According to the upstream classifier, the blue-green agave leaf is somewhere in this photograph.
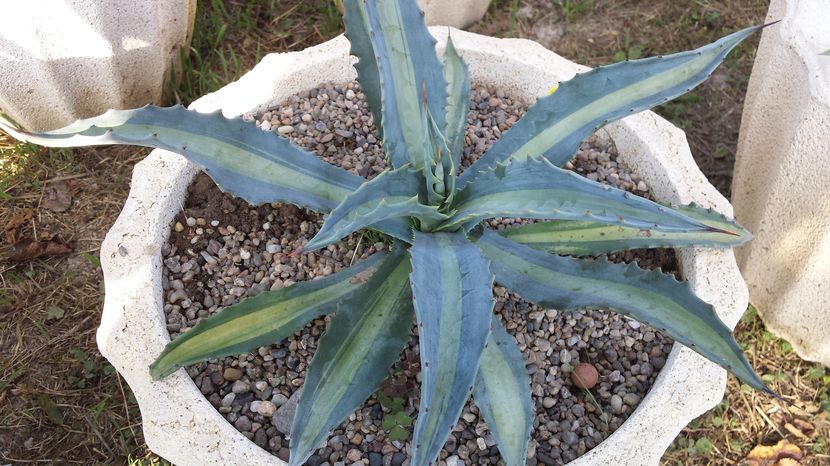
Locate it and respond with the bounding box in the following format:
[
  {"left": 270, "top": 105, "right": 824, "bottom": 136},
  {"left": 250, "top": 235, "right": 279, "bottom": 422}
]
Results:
[
  {"left": 343, "top": 0, "right": 383, "bottom": 135},
  {"left": 471, "top": 228, "right": 771, "bottom": 394},
  {"left": 441, "top": 157, "right": 714, "bottom": 233},
  {"left": 473, "top": 319, "right": 532, "bottom": 466},
  {"left": 409, "top": 231, "right": 494, "bottom": 466},
  {"left": 0, "top": 106, "right": 353, "bottom": 212},
  {"left": 149, "top": 252, "right": 387, "bottom": 379},
  {"left": 0, "top": 106, "right": 411, "bottom": 241},
  {"left": 443, "top": 35, "right": 471, "bottom": 187},
  {"left": 303, "top": 166, "right": 448, "bottom": 252},
  {"left": 352, "top": 0, "right": 448, "bottom": 170},
  {"left": 501, "top": 203, "right": 752, "bottom": 255},
  {"left": 459, "top": 25, "right": 763, "bottom": 184},
  {"left": 289, "top": 246, "right": 413, "bottom": 466}
]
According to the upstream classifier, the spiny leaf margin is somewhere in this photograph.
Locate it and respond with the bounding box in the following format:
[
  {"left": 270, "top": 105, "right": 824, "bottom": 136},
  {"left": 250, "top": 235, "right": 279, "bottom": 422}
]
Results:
[
  {"left": 471, "top": 228, "right": 771, "bottom": 394},
  {"left": 149, "top": 251, "right": 387, "bottom": 379},
  {"left": 409, "top": 230, "right": 495, "bottom": 466},
  {"left": 289, "top": 246, "right": 413, "bottom": 466}
]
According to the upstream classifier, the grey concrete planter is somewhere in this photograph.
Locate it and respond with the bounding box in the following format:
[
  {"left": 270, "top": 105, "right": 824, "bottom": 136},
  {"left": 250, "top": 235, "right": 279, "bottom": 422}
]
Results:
[{"left": 98, "top": 28, "right": 748, "bottom": 465}]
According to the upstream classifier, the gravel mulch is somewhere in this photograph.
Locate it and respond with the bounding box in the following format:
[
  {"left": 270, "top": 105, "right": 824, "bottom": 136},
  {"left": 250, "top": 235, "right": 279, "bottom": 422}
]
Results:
[{"left": 162, "top": 81, "right": 675, "bottom": 465}]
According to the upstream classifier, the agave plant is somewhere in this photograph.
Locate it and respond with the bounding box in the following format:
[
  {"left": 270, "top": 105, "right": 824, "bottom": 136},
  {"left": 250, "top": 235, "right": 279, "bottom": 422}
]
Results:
[{"left": 0, "top": 1, "right": 771, "bottom": 465}]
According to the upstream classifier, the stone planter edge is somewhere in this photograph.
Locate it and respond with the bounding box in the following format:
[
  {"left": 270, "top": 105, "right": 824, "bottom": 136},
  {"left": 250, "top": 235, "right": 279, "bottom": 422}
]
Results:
[
  {"left": 732, "top": 0, "right": 830, "bottom": 367},
  {"left": 97, "top": 27, "right": 748, "bottom": 466}
]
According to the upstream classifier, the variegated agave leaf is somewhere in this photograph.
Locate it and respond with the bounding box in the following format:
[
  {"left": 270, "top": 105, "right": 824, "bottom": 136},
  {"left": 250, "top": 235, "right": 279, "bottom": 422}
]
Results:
[
  {"left": 409, "top": 231, "right": 494, "bottom": 465},
  {"left": 471, "top": 228, "right": 771, "bottom": 394},
  {"left": 149, "top": 252, "right": 388, "bottom": 379},
  {"left": 500, "top": 203, "right": 752, "bottom": 255},
  {"left": 459, "top": 25, "right": 765, "bottom": 185},
  {"left": 440, "top": 157, "right": 719, "bottom": 234},
  {"left": 0, "top": 106, "right": 412, "bottom": 241},
  {"left": 344, "top": 0, "right": 448, "bottom": 174},
  {"left": 289, "top": 246, "right": 413, "bottom": 465}
]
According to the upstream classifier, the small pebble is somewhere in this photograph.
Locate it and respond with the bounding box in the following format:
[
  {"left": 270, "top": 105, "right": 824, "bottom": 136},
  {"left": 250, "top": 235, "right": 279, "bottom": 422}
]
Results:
[
  {"left": 224, "top": 368, "right": 243, "bottom": 381},
  {"left": 251, "top": 400, "right": 277, "bottom": 417},
  {"left": 231, "top": 381, "right": 250, "bottom": 394},
  {"left": 571, "top": 363, "right": 599, "bottom": 389},
  {"left": 610, "top": 395, "right": 623, "bottom": 413}
]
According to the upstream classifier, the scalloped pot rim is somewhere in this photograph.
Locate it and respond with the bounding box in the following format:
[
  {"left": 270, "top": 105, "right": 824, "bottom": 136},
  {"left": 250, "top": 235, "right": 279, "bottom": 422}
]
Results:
[{"left": 97, "top": 27, "right": 748, "bottom": 466}]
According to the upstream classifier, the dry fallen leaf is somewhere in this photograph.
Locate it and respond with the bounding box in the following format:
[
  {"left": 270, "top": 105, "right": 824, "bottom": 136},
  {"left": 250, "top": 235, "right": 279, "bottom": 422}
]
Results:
[
  {"left": 42, "top": 181, "right": 72, "bottom": 212},
  {"left": 744, "top": 439, "right": 803, "bottom": 466},
  {"left": 37, "top": 394, "right": 64, "bottom": 425},
  {"left": 783, "top": 422, "right": 809, "bottom": 441},
  {"left": 4, "top": 208, "right": 33, "bottom": 243},
  {"left": 791, "top": 418, "right": 814, "bottom": 434},
  {"left": 7, "top": 238, "right": 73, "bottom": 262}
]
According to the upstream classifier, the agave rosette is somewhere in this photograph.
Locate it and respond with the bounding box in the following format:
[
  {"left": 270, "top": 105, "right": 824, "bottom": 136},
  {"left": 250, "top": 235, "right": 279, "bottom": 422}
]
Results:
[{"left": 0, "top": 1, "right": 771, "bottom": 465}]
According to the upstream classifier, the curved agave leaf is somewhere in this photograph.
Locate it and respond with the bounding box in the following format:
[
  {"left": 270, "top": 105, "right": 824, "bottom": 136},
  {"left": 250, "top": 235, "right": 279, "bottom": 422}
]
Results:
[
  {"left": 0, "top": 106, "right": 354, "bottom": 212},
  {"left": 343, "top": 0, "right": 383, "bottom": 134},
  {"left": 441, "top": 157, "right": 713, "bottom": 233},
  {"left": 471, "top": 228, "right": 771, "bottom": 394},
  {"left": 289, "top": 246, "right": 413, "bottom": 466},
  {"left": 352, "top": 0, "right": 448, "bottom": 170},
  {"left": 0, "top": 107, "right": 411, "bottom": 242},
  {"left": 473, "top": 320, "right": 532, "bottom": 466},
  {"left": 149, "top": 252, "right": 387, "bottom": 379},
  {"left": 409, "top": 231, "right": 494, "bottom": 466},
  {"left": 459, "top": 25, "right": 763, "bottom": 185},
  {"left": 501, "top": 203, "right": 752, "bottom": 255},
  {"left": 443, "top": 35, "right": 471, "bottom": 182},
  {"left": 303, "top": 166, "right": 448, "bottom": 252}
]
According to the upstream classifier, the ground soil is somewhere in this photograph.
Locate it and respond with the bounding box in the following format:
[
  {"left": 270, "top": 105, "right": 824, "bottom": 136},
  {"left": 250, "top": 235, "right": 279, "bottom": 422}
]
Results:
[{"left": 1, "top": 1, "right": 827, "bottom": 465}]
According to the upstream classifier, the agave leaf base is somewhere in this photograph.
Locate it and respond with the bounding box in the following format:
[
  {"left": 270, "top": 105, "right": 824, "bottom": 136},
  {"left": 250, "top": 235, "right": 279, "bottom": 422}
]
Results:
[{"left": 97, "top": 28, "right": 749, "bottom": 466}]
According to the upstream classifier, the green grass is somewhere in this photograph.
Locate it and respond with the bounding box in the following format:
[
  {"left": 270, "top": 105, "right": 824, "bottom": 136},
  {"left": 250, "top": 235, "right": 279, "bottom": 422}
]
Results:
[
  {"left": 613, "top": 32, "right": 646, "bottom": 61},
  {"left": 656, "top": 92, "right": 704, "bottom": 131},
  {"left": 172, "top": 0, "right": 280, "bottom": 104},
  {"left": 507, "top": 0, "right": 521, "bottom": 37},
  {"left": 551, "top": 0, "right": 593, "bottom": 23},
  {"left": 170, "top": 0, "right": 345, "bottom": 105}
]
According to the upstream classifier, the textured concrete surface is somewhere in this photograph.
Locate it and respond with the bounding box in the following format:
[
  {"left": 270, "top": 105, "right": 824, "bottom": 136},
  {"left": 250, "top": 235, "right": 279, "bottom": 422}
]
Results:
[
  {"left": 0, "top": 0, "right": 195, "bottom": 131},
  {"left": 419, "top": 0, "right": 491, "bottom": 28},
  {"left": 732, "top": 0, "right": 830, "bottom": 367},
  {"left": 99, "top": 27, "right": 748, "bottom": 465}
]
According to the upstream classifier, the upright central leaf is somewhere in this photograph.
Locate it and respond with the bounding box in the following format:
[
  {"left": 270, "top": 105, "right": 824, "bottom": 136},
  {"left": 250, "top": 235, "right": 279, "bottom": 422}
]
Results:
[
  {"left": 443, "top": 36, "right": 471, "bottom": 178},
  {"left": 303, "top": 166, "right": 448, "bottom": 252},
  {"left": 350, "top": 0, "right": 448, "bottom": 172},
  {"left": 408, "top": 231, "right": 494, "bottom": 465}
]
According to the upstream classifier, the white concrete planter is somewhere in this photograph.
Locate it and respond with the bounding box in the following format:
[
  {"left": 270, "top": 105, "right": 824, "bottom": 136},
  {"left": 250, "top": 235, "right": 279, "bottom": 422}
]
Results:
[
  {"left": 98, "top": 28, "right": 748, "bottom": 465},
  {"left": 334, "top": 0, "right": 490, "bottom": 28},
  {"left": 732, "top": 0, "right": 830, "bottom": 367},
  {"left": 0, "top": 0, "right": 196, "bottom": 131},
  {"left": 419, "top": 0, "right": 491, "bottom": 29}
]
